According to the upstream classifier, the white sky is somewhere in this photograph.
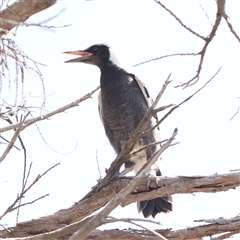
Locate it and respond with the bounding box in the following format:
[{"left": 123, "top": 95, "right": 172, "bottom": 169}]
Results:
[{"left": 1, "top": 0, "right": 240, "bottom": 238}]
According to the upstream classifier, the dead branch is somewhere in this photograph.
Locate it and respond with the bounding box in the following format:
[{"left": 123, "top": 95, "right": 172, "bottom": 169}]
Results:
[
  {"left": 0, "top": 163, "right": 59, "bottom": 221},
  {"left": 0, "top": 171, "right": 239, "bottom": 238},
  {"left": 141, "top": 68, "right": 220, "bottom": 140},
  {"left": 0, "top": 86, "right": 100, "bottom": 134},
  {"left": 0, "top": 0, "right": 57, "bottom": 36},
  {"left": 104, "top": 216, "right": 164, "bottom": 238},
  {"left": 84, "top": 215, "right": 240, "bottom": 240},
  {"left": 133, "top": 53, "right": 198, "bottom": 67},
  {"left": 0, "top": 113, "right": 29, "bottom": 163},
  {"left": 222, "top": 14, "right": 240, "bottom": 42},
  {"left": 0, "top": 0, "right": 58, "bottom": 105},
  {"left": 135, "top": 1, "right": 231, "bottom": 88},
  {"left": 16, "top": 131, "right": 28, "bottom": 222},
  {"left": 3, "top": 216, "right": 239, "bottom": 240},
  {"left": 154, "top": 0, "right": 206, "bottom": 40},
  {"left": 230, "top": 105, "right": 240, "bottom": 121},
  {"left": 0, "top": 37, "right": 46, "bottom": 106},
  {"left": 177, "top": 0, "right": 224, "bottom": 88}
]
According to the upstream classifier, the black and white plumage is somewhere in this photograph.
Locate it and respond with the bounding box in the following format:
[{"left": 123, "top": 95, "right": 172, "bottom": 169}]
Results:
[{"left": 64, "top": 44, "right": 172, "bottom": 218}]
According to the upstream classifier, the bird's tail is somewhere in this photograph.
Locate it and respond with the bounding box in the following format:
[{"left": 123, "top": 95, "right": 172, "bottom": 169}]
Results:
[{"left": 138, "top": 195, "right": 173, "bottom": 218}]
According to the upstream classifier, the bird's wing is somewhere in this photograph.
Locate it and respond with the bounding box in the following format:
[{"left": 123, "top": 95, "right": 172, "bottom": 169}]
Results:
[
  {"left": 132, "top": 74, "right": 153, "bottom": 109},
  {"left": 98, "top": 90, "right": 103, "bottom": 125},
  {"left": 132, "top": 74, "right": 159, "bottom": 128}
]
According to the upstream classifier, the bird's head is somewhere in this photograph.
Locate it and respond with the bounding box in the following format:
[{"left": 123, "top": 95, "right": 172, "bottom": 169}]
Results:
[{"left": 64, "top": 44, "right": 121, "bottom": 67}]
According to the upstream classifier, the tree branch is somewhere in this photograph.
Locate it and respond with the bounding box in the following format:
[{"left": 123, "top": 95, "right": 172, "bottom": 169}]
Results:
[
  {"left": 85, "top": 215, "right": 240, "bottom": 240},
  {"left": 0, "top": 163, "right": 59, "bottom": 221},
  {"left": 0, "top": 0, "right": 57, "bottom": 36},
  {"left": 154, "top": 0, "right": 206, "bottom": 40},
  {"left": 135, "top": 1, "right": 228, "bottom": 88},
  {"left": 0, "top": 113, "right": 29, "bottom": 163},
  {"left": 0, "top": 86, "right": 100, "bottom": 134},
  {"left": 0, "top": 171, "right": 239, "bottom": 238}
]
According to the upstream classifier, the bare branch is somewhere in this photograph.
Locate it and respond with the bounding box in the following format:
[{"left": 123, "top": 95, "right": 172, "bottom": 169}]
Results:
[
  {"left": 0, "top": 86, "right": 100, "bottom": 133},
  {"left": 16, "top": 132, "right": 28, "bottom": 222},
  {"left": 135, "top": 1, "right": 229, "bottom": 88},
  {"left": 230, "top": 105, "right": 240, "bottom": 121},
  {"left": 175, "top": 0, "right": 224, "bottom": 88},
  {"left": 0, "top": 113, "right": 29, "bottom": 163},
  {"left": 142, "top": 68, "right": 221, "bottom": 139},
  {"left": 0, "top": 37, "right": 46, "bottom": 104},
  {"left": 154, "top": 0, "right": 206, "bottom": 40},
  {"left": 222, "top": 14, "right": 240, "bottom": 42},
  {"left": 0, "top": 163, "right": 59, "bottom": 221},
  {"left": 104, "top": 216, "right": 167, "bottom": 240},
  {"left": 10, "top": 194, "right": 49, "bottom": 213},
  {"left": 0, "top": 172, "right": 239, "bottom": 239},
  {"left": 133, "top": 53, "right": 198, "bottom": 67}
]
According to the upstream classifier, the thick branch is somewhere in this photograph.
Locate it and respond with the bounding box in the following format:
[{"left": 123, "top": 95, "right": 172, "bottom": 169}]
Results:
[
  {"left": 0, "top": 0, "right": 56, "bottom": 36},
  {"left": 0, "top": 171, "right": 239, "bottom": 238},
  {"left": 85, "top": 215, "right": 240, "bottom": 240}
]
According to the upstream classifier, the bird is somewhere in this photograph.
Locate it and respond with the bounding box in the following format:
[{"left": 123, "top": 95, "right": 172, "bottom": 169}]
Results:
[{"left": 64, "top": 44, "right": 172, "bottom": 218}]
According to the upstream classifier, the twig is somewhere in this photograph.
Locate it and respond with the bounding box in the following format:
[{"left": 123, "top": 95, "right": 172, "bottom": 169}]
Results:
[
  {"left": 154, "top": 0, "right": 206, "bottom": 40},
  {"left": 149, "top": 68, "right": 221, "bottom": 133},
  {"left": 32, "top": 116, "right": 78, "bottom": 155},
  {"left": 10, "top": 194, "right": 49, "bottom": 213},
  {"left": 136, "top": 1, "right": 227, "bottom": 88},
  {"left": 124, "top": 139, "right": 167, "bottom": 161},
  {"left": 0, "top": 86, "right": 100, "bottom": 133},
  {"left": 133, "top": 53, "right": 198, "bottom": 67},
  {"left": 16, "top": 130, "right": 28, "bottom": 222},
  {"left": 0, "top": 135, "right": 20, "bottom": 151},
  {"left": 199, "top": 4, "right": 213, "bottom": 26},
  {"left": 0, "top": 37, "right": 46, "bottom": 107},
  {"left": 0, "top": 163, "right": 59, "bottom": 220},
  {"left": 222, "top": 14, "right": 240, "bottom": 42},
  {"left": 95, "top": 150, "right": 102, "bottom": 180},
  {"left": 104, "top": 216, "right": 167, "bottom": 240},
  {"left": 0, "top": 113, "right": 29, "bottom": 163},
  {"left": 230, "top": 105, "right": 240, "bottom": 121}
]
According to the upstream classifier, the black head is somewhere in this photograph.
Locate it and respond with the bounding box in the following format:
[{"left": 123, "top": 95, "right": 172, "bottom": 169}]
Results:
[{"left": 64, "top": 44, "right": 112, "bottom": 67}]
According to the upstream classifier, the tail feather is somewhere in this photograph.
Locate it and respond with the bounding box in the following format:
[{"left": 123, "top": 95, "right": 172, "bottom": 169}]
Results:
[{"left": 138, "top": 195, "right": 173, "bottom": 218}]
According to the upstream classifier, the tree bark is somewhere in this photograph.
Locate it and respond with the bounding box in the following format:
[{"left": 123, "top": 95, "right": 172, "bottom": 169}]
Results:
[
  {"left": 0, "top": 172, "right": 239, "bottom": 238},
  {"left": 0, "top": 0, "right": 56, "bottom": 36}
]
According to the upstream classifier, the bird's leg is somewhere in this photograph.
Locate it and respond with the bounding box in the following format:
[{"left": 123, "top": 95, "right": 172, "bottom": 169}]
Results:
[{"left": 145, "top": 166, "right": 161, "bottom": 190}]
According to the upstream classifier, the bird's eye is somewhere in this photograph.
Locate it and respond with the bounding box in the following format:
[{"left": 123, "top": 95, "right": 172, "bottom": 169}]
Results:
[{"left": 91, "top": 46, "right": 99, "bottom": 52}]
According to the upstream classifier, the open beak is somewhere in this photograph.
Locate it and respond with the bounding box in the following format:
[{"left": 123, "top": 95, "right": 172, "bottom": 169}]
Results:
[{"left": 63, "top": 51, "right": 93, "bottom": 63}]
